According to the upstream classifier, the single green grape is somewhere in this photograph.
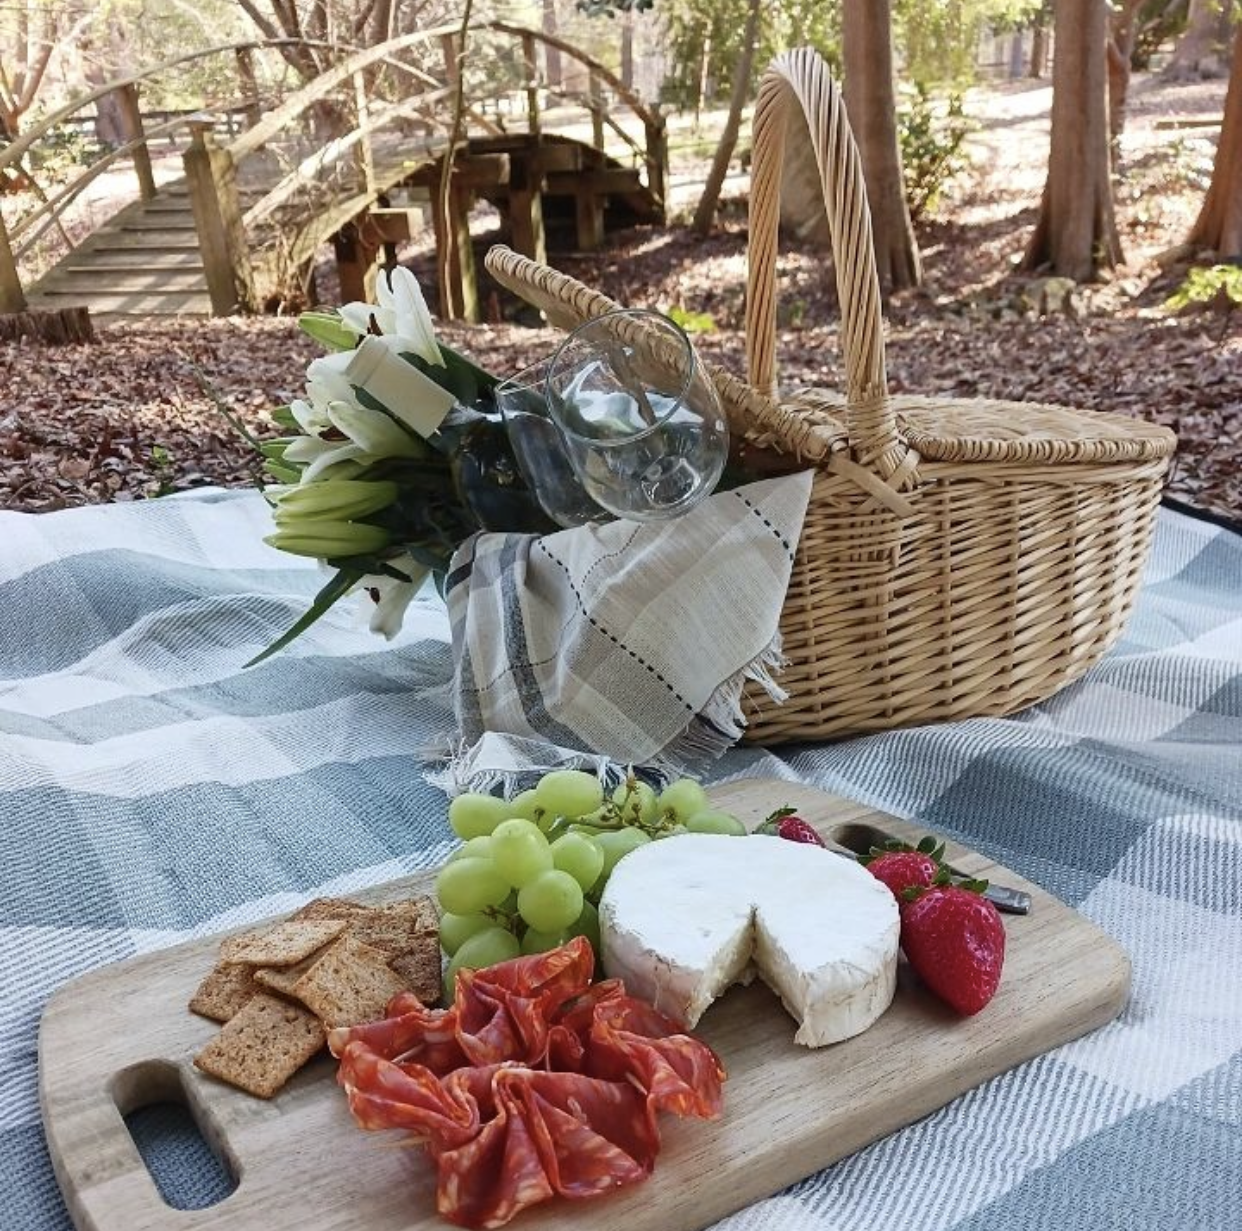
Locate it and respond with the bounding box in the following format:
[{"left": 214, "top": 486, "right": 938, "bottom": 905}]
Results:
[
  {"left": 657, "top": 778, "right": 710, "bottom": 824},
  {"left": 439, "top": 911, "right": 496, "bottom": 957},
  {"left": 490, "top": 818, "right": 554, "bottom": 887},
  {"left": 517, "top": 869, "right": 585, "bottom": 933},
  {"left": 448, "top": 793, "right": 512, "bottom": 840},
  {"left": 448, "top": 835, "right": 493, "bottom": 862},
  {"left": 520, "top": 924, "right": 567, "bottom": 955},
  {"left": 534, "top": 769, "right": 604, "bottom": 821},
  {"left": 435, "top": 857, "right": 510, "bottom": 915},
  {"left": 550, "top": 832, "right": 605, "bottom": 892},
  {"left": 444, "top": 927, "right": 521, "bottom": 1001},
  {"left": 593, "top": 825, "right": 651, "bottom": 878},
  {"left": 612, "top": 778, "right": 658, "bottom": 826},
  {"left": 567, "top": 899, "right": 601, "bottom": 955},
  {"left": 685, "top": 809, "right": 747, "bottom": 836},
  {"left": 508, "top": 788, "right": 547, "bottom": 829}
]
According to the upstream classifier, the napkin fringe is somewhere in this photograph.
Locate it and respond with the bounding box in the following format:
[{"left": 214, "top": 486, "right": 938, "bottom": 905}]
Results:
[
  {"left": 428, "top": 634, "right": 789, "bottom": 795},
  {"left": 660, "top": 633, "right": 788, "bottom": 764},
  {"left": 427, "top": 735, "right": 629, "bottom": 798}
]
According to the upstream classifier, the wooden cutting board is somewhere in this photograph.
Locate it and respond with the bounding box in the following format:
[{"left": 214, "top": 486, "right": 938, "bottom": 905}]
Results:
[{"left": 40, "top": 780, "right": 1129, "bottom": 1231}]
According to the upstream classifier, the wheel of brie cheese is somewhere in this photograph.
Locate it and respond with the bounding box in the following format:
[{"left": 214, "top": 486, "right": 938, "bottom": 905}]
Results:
[{"left": 598, "top": 833, "right": 900, "bottom": 1047}]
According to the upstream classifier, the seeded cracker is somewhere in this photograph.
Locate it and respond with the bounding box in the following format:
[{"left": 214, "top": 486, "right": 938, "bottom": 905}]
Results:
[
  {"left": 193, "top": 993, "right": 325, "bottom": 1099},
  {"left": 292, "top": 934, "right": 410, "bottom": 1029},
  {"left": 188, "top": 962, "right": 261, "bottom": 1023},
  {"left": 389, "top": 947, "right": 441, "bottom": 1004},
  {"left": 291, "top": 896, "right": 376, "bottom": 923},
  {"left": 348, "top": 897, "right": 439, "bottom": 953},
  {"left": 254, "top": 950, "right": 321, "bottom": 997},
  {"left": 218, "top": 919, "right": 347, "bottom": 967}
]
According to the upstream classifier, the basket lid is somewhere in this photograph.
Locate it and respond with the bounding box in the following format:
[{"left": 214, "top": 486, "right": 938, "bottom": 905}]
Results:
[{"left": 891, "top": 396, "right": 1177, "bottom": 465}]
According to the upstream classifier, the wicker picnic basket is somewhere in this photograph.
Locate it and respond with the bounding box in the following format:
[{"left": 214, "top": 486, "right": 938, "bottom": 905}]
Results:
[{"left": 484, "top": 48, "right": 1177, "bottom": 746}]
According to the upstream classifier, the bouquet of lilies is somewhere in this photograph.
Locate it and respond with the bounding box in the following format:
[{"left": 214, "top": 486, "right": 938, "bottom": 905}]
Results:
[{"left": 250, "top": 267, "right": 555, "bottom": 664}]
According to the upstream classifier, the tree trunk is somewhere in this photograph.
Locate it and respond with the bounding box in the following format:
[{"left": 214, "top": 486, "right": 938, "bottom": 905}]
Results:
[
  {"left": 1108, "top": 0, "right": 1144, "bottom": 140},
  {"left": 542, "top": 0, "right": 563, "bottom": 89},
  {"left": 1188, "top": 28, "right": 1242, "bottom": 255},
  {"left": 842, "top": 0, "right": 922, "bottom": 292},
  {"left": 1167, "top": 0, "right": 1231, "bottom": 79},
  {"left": 1030, "top": 19, "right": 1049, "bottom": 77},
  {"left": 621, "top": 10, "right": 634, "bottom": 92},
  {"left": 1022, "top": 0, "right": 1122, "bottom": 280},
  {"left": 691, "top": 0, "right": 760, "bottom": 236}
]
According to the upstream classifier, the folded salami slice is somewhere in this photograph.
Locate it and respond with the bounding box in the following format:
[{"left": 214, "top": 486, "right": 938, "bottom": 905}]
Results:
[{"left": 329, "top": 938, "right": 725, "bottom": 1229}]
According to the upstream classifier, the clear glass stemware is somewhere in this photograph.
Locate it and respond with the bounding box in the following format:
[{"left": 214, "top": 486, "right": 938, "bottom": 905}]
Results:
[
  {"left": 494, "top": 358, "right": 605, "bottom": 530},
  {"left": 543, "top": 309, "right": 729, "bottom": 522}
]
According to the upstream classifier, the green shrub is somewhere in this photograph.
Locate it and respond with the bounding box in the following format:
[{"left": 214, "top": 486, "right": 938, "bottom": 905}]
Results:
[
  {"left": 898, "top": 84, "right": 973, "bottom": 221},
  {"left": 1164, "top": 264, "right": 1242, "bottom": 313}
]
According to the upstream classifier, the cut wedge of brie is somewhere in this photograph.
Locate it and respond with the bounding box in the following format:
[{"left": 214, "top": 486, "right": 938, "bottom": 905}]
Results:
[{"left": 599, "top": 833, "right": 900, "bottom": 1047}]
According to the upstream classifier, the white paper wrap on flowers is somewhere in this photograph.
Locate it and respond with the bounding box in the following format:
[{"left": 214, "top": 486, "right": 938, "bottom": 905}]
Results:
[{"left": 444, "top": 471, "right": 814, "bottom": 778}]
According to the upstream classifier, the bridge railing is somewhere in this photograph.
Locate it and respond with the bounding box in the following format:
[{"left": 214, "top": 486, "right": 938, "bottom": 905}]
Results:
[
  {"left": 0, "top": 25, "right": 668, "bottom": 320},
  {"left": 0, "top": 39, "right": 334, "bottom": 314},
  {"left": 188, "top": 21, "right": 667, "bottom": 318}
]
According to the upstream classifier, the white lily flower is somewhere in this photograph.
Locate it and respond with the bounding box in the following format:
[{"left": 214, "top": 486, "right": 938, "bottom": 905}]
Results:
[
  {"left": 326, "top": 398, "right": 425, "bottom": 459},
  {"left": 283, "top": 434, "right": 368, "bottom": 482},
  {"left": 339, "top": 267, "right": 443, "bottom": 367},
  {"left": 360, "top": 552, "right": 432, "bottom": 639},
  {"left": 306, "top": 349, "right": 362, "bottom": 400}
]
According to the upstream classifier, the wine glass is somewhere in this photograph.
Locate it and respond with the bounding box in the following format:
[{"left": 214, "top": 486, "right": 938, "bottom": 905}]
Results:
[
  {"left": 543, "top": 309, "right": 729, "bottom": 522},
  {"left": 495, "top": 359, "right": 606, "bottom": 529}
]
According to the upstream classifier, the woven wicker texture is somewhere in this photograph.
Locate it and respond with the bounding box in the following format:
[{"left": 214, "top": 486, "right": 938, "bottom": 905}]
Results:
[{"left": 483, "top": 47, "right": 1177, "bottom": 745}]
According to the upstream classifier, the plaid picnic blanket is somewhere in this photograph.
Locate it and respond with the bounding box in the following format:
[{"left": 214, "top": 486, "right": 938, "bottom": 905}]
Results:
[{"left": 1, "top": 488, "right": 1238, "bottom": 1230}]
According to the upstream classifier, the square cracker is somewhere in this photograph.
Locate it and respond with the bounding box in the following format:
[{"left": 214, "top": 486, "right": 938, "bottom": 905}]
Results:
[
  {"left": 389, "top": 947, "right": 441, "bottom": 1005},
  {"left": 292, "top": 935, "right": 409, "bottom": 1029},
  {"left": 290, "top": 896, "right": 375, "bottom": 923},
  {"left": 254, "top": 952, "right": 320, "bottom": 998},
  {"left": 349, "top": 898, "right": 438, "bottom": 956},
  {"left": 188, "top": 962, "right": 261, "bottom": 1023},
  {"left": 193, "top": 993, "right": 325, "bottom": 1099},
  {"left": 218, "top": 919, "right": 347, "bottom": 967}
]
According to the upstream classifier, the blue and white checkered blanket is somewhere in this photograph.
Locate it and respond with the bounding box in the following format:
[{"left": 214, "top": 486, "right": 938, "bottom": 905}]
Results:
[{"left": 1, "top": 489, "right": 1239, "bottom": 1230}]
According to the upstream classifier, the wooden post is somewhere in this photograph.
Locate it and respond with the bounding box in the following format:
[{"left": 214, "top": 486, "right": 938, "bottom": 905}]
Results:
[
  {"left": 645, "top": 116, "right": 667, "bottom": 216},
  {"left": 429, "top": 158, "right": 479, "bottom": 323},
  {"left": 521, "top": 33, "right": 541, "bottom": 138},
  {"left": 353, "top": 70, "right": 376, "bottom": 196},
  {"left": 507, "top": 151, "right": 546, "bottom": 265},
  {"left": 0, "top": 209, "right": 27, "bottom": 313},
  {"left": 115, "top": 82, "right": 157, "bottom": 201},
  {"left": 575, "top": 188, "right": 605, "bottom": 252},
  {"left": 333, "top": 219, "right": 382, "bottom": 304},
  {"left": 589, "top": 74, "right": 605, "bottom": 153},
  {"left": 235, "top": 47, "right": 262, "bottom": 129},
  {"left": 182, "top": 120, "right": 253, "bottom": 315}
]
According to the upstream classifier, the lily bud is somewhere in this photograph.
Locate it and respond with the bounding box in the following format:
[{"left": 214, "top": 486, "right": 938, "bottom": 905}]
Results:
[
  {"left": 273, "top": 479, "right": 399, "bottom": 522},
  {"left": 299, "top": 311, "right": 360, "bottom": 353},
  {"left": 264, "top": 518, "right": 392, "bottom": 559}
]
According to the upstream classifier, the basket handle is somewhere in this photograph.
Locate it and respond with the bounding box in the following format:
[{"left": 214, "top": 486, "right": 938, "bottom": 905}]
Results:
[{"left": 746, "top": 49, "right": 904, "bottom": 479}]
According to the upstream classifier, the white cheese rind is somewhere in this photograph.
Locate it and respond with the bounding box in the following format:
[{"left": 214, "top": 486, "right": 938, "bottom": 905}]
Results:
[{"left": 599, "top": 833, "right": 899, "bottom": 1047}]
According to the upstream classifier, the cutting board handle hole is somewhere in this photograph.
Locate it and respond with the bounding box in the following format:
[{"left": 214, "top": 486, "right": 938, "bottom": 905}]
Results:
[
  {"left": 112, "top": 1061, "right": 238, "bottom": 1211},
  {"left": 826, "top": 823, "right": 893, "bottom": 857}
]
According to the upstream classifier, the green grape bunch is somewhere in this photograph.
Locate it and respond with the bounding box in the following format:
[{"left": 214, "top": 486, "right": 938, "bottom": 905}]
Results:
[{"left": 434, "top": 768, "right": 748, "bottom": 997}]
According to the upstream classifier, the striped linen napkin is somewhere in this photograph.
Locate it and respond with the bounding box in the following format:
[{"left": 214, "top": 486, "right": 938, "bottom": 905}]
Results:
[{"left": 442, "top": 472, "right": 814, "bottom": 785}]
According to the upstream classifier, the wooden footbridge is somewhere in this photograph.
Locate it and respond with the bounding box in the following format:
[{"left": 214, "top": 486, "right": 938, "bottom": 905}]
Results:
[{"left": 0, "top": 23, "right": 666, "bottom": 324}]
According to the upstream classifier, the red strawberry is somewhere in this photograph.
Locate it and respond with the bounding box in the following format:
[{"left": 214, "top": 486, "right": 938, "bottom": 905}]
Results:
[
  {"left": 900, "top": 882, "right": 1006, "bottom": 1015},
  {"left": 861, "top": 836, "right": 945, "bottom": 905},
  {"left": 867, "top": 850, "right": 939, "bottom": 903},
  {"left": 757, "top": 807, "right": 826, "bottom": 847}
]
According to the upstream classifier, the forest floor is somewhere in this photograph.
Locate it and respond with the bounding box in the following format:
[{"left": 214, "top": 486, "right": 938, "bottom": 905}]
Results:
[{"left": 2, "top": 70, "right": 1238, "bottom": 524}]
